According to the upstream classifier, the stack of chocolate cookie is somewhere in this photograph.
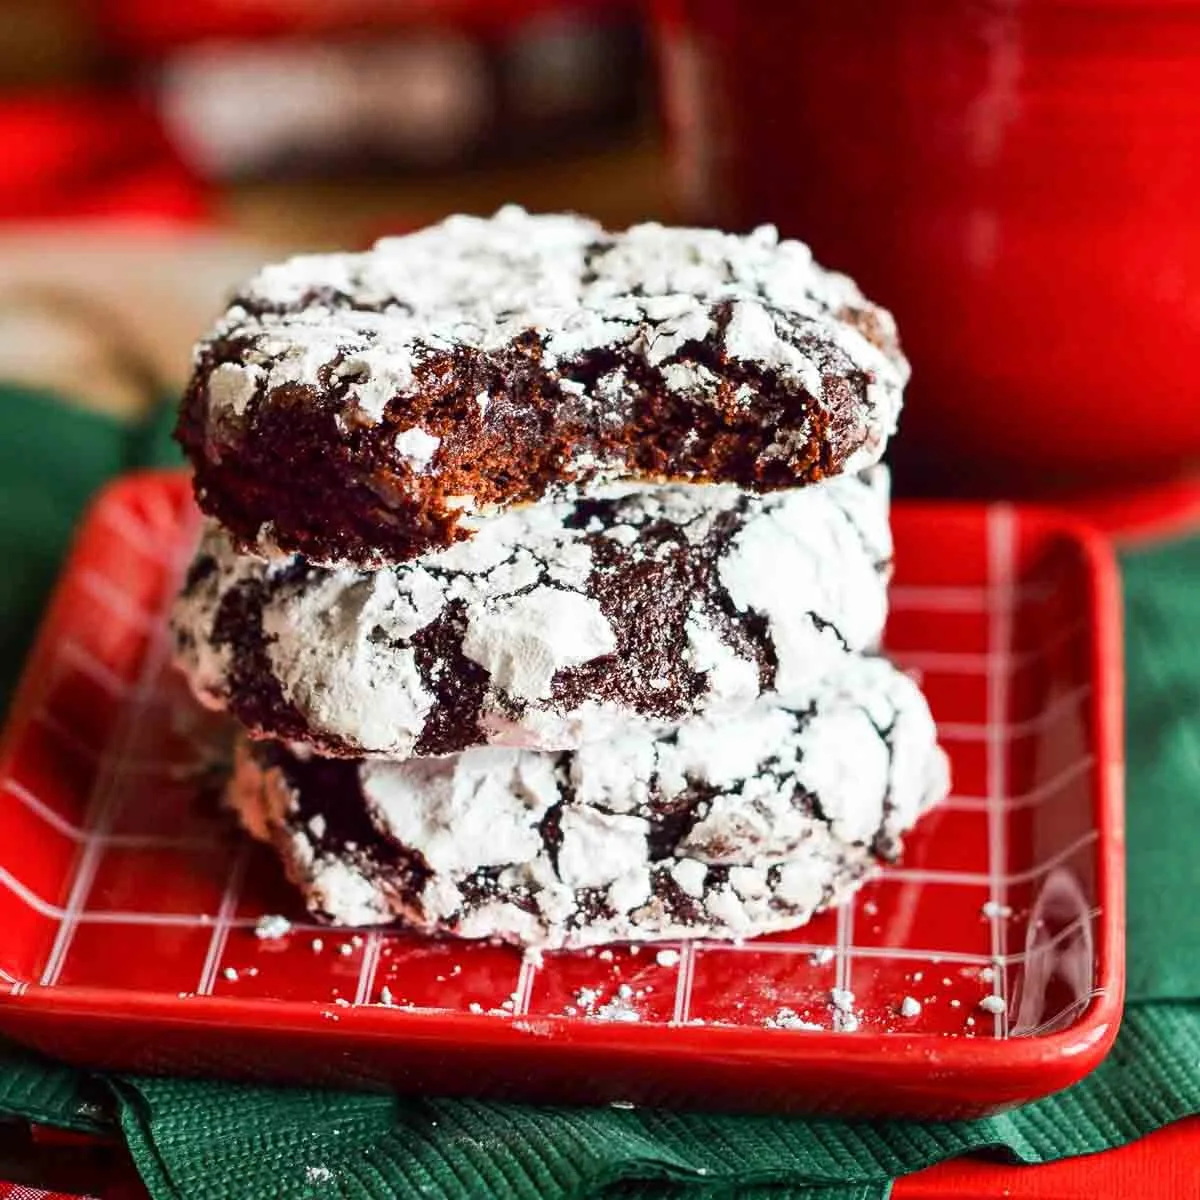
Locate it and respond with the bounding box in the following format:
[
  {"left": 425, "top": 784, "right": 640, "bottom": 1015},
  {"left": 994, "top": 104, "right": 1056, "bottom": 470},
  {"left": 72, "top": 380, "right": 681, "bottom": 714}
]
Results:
[{"left": 171, "top": 208, "right": 949, "bottom": 950}]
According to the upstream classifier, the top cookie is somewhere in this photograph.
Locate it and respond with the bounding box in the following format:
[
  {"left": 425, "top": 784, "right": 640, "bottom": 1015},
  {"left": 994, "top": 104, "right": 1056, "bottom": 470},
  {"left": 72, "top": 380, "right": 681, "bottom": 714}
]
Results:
[{"left": 177, "top": 206, "right": 908, "bottom": 566}]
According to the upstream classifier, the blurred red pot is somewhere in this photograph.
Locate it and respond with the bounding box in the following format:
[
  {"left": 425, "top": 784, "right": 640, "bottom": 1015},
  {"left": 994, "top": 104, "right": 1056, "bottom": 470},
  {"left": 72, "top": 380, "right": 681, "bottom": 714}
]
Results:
[{"left": 653, "top": 0, "right": 1200, "bottom": 496}]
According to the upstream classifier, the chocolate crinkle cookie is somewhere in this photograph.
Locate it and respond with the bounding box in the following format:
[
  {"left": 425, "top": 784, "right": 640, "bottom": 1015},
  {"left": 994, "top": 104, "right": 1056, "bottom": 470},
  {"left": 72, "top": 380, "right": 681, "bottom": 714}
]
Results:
[
  {"left": 225, "top": 655, "right": 949, "bottom": 949},
  {"left": 169, "top": 207, "right": 948, "bottom": 950},
  {"left": 177, "top": 207, "right": 909, "bottom": 566},
  {"left": 172, "top": 469, "right": 892, "bottom": 759}
]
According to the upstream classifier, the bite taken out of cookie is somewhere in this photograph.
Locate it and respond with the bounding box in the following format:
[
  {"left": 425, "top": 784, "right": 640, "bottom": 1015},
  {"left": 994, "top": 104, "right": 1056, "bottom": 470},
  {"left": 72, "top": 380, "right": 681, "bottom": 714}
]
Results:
[{"left": 178, "top": 208, "right": 908, "bottom": 567}]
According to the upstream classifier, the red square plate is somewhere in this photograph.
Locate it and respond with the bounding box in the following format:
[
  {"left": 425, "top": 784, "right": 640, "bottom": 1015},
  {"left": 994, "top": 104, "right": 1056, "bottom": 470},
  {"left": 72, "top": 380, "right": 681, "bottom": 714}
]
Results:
[{"left": 0, "top": 471, "right": 1124, "bottom": 1119}]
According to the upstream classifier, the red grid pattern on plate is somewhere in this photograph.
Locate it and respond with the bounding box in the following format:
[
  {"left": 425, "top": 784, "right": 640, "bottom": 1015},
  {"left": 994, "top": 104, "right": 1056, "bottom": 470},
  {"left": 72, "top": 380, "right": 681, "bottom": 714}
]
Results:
[{"left": 0, "top": 477, "right": 1105, "bottom": 1048}]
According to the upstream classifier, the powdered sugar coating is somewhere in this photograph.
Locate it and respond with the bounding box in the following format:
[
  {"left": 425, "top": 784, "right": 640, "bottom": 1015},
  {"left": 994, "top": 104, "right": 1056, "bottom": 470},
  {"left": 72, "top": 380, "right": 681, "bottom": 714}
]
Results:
[
  {"left": 392, "top": 426, "right": 440, "bottom": 471},
  {"left": 233, "top": 208, "right": 903, "bottom": 403},
  {"left": 461, "top": 587, "right": 616, "bottom": 703},
  {"left": 178, "top": 207, "right": 909, "bottom": 566},
  {"left": 171, "top": 470, "right": 891, "bottom": 759},
  {"left": 226, "top": 656, "right": 949, "bottom": 948}
]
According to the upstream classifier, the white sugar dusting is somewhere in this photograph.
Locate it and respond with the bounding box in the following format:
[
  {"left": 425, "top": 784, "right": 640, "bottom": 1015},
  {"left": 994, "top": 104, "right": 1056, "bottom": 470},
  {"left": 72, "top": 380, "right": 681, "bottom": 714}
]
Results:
[
  {"left": 461, "top": 587, "right": 615, "bottom": 703},
  {"left": 830, "top": 988, "right": 855, "bottom": 1013},
  {"left": 593, "top": 991, "right": 641, "bottom": 1023},
  {"left": 717, "top": 480, "right": 891, "bottom": 695},
  {"left": 207, "top": 362, "right": 263, "bottom": 418},
  {"left": 766, "top": 1007, "right": 823, "bottom": 1031},
  {"left": 201, "top": 211, "right": 908, "bottom": 502},
  {"left": 393, "top": 426, "right": 441, "bottom": 471},
  {"left": 830, "top": 988, "right": 860, "bottom": 1032},
  {"left": 173, "top": 470, "right": 894, "bottom": 759},
  {"left": 254, "top": 913, "right": 291, "bottom": 940},
  {"left": 223, "top": 652, "right": 951, "bottom": 950}
]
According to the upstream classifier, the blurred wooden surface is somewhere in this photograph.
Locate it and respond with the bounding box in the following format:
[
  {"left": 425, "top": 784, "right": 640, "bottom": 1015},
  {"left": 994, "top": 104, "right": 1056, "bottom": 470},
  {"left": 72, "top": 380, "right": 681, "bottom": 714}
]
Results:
[
  {"left": 0, "top": 0, "right": 97, "bottom": 86},
  {"left": 221, "top": 130, "right": 669, "bottom": 250}
]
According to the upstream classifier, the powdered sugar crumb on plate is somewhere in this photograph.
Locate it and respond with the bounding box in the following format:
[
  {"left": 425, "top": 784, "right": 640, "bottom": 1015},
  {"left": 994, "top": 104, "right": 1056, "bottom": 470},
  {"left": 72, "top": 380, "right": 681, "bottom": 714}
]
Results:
[
  {"left": 766, "top": 1007, "right": 823, "bottom": 1031},
  {"left": 254, "top": 914, "right": 292, "bottom": 940}
]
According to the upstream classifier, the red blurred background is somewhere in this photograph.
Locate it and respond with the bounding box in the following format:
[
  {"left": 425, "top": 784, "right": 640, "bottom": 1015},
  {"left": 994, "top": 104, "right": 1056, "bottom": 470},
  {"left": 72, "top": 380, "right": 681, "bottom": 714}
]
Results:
[{"left": 0, "top": 0, "right": 660, "bottom": 236}]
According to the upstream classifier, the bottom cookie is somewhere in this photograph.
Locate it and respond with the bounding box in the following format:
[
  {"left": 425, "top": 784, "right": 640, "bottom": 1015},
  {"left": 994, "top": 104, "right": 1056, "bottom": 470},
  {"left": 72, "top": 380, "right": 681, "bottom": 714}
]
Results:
[{"left": 226, "top": 657, "right": 949, "bottom": 950}]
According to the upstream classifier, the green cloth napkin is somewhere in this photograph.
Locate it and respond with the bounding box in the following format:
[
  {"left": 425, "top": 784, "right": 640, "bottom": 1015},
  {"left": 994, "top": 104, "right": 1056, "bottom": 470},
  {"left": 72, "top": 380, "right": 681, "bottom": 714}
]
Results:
[
  {"left": 2, "top": 383, "right": 1199, "bottom": 1199},
  {"left": 1123, "top": 535, "right": 1200, "bottom": 1001}
]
